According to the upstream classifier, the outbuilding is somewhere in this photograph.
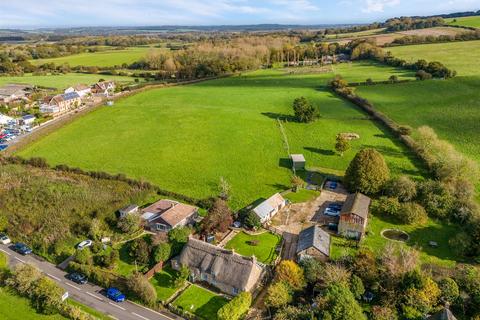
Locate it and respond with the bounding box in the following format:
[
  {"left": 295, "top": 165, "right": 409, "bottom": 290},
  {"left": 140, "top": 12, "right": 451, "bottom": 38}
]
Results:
[
  {"left": 118, "top": 204, "right": 139, "bottom": 219},
  {"left": 252, "top": 193, "right": 287, "bottom": 224},
  {"left": 296, "top": 225, "right": 330, "bottom": 262},
  {"left": 290, "top": 154, "right": 306, "bottom": 170}
]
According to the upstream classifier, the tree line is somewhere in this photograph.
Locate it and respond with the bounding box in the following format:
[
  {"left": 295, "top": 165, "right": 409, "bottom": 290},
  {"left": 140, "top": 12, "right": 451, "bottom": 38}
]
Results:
[{"left": 388, "top": 29, "right": 480, "bottom": 46}]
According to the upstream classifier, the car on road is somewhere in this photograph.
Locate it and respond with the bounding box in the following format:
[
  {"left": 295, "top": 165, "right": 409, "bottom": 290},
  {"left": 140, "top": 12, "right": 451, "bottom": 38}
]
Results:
[
  {"left": 77, "top": 239, "right": 93, "bottom": 250},
  {"left": 67, "top": 272, "right": 88, "bottom": 285},
  {"left": 0, "top": 233, "right": 11, "bottom": 244},
  {"left": 13, "top": 242, "right": 32, "bottom": 255},
  {"left": 106, "top": 288, "right": 126, "bottom": 302}
]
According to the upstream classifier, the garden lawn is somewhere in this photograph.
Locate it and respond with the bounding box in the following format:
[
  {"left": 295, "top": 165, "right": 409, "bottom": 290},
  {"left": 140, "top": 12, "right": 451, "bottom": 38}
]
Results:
[
  {"left": 446, "top": 15, "right": 480, "bottom": 28},
  {"left": 114, "top": 241, "right": 148, "bottom": 277},
  {"left": 17, "top": 63, "right": 423, "bottom": 209},
  {"left": 172, "top": 284, "right": 228, "bottom": 320},
  {"left": 331, "top": 214, "right": 460, "bottom": 267},
  {"left": 0, "top": 73, "right": 138, "bottom": 90},
  {"left": 386, "top": 40, "right": 480, "bottom": 76},
  {"left": 30, "top": 47, "right": 158, "bottom": 67},
  {"left": 225, "top": 231, "right": 281, "bottom": 264},
  {"left": 356, "top": 77, "right": 480, "bottom": 167},
  {"left": 0, "top": 288, "right": 67, "bottom": 320},
  {"left": 149, "top": 265, "right": 181, "bottom": 302},
  {"left": 283, "top": 189, "right": 320, "bottom": 203}
]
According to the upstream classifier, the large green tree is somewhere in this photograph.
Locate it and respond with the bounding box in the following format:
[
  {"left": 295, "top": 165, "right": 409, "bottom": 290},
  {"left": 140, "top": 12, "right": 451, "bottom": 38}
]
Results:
[
  {"left": 217, "top": 292, "right": 252, "bottom": 320},
  {"left": 292, "top": 97, "right": 318, "bottom": 123},
  {"left": 316, "top": 284, "right": 366, "bottom": 320},
  {"left": 344, "top": 148, "right": 390, "bottom": 194}
]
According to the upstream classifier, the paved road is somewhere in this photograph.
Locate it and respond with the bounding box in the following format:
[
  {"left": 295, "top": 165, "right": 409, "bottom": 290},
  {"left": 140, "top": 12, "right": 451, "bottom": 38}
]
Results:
[{"left": 0, "top": 244, "right": 181, "bottom": 320}]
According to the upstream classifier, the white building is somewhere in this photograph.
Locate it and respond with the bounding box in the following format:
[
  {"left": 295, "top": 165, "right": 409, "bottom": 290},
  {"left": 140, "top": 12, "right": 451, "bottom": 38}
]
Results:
[
  {"left": 253, "top": 193, "right": 287, "bottom": 224},
  {"left": 21, "top": 114, "right": 36, "bottom": 125},
  {"left": 0, "top": 113, "right": 14, "bottom": 125},
  {"left": 64, "top": 84, "right": 92, "bottom": 98}
]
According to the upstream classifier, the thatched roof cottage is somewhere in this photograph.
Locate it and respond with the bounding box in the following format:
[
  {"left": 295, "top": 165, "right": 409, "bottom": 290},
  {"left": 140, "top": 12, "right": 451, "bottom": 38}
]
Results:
[{"left": 172, "top": 237, "right": 264, "bottom": 296}]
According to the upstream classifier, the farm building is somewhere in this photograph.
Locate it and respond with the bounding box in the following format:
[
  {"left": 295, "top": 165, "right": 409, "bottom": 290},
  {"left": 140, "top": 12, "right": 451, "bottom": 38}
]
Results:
[
  {"left": 252, "top": 193, "right": 287, "bottom": 224},
  {"left": 338, "top": 193, "right": 371, "bottom": 240},
  {"left": 172, "top": 237, "right": 264, "bottom": 295},
  {"left": 0, "top": 84, "right": 33, "bottom": 104},
  {"left": 118, "top": 204, "right": 139, "bottom": 219},
  {"left": 296, "top": 225, "right": 330, "bottom": 262},
  {"left": 141, "top": 199, "right": 198, "bottom": 232},
  {"left": 290, "top": 154, "right": 306, "bottom": 170},
  {"left": 65, "top": 84, "right": 92, "bottom": 98},
  {"left": 41, "top": 92, "right": 81, "bottom": 115}
]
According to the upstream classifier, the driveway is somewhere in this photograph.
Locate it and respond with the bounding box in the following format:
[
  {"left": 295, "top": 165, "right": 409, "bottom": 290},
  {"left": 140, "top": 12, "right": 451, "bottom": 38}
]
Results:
[{"left": 0, "top": 244, "right": 181, "bottom": 320}]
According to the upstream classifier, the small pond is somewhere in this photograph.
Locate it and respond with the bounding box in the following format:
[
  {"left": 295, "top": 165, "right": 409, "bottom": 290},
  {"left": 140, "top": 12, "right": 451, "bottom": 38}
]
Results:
[{"left": 381, "top": 229, "right": 410, "bottom": 242}]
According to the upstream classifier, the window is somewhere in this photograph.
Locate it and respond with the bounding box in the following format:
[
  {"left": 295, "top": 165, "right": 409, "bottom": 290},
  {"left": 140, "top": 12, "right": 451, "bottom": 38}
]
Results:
[
  {"left": 201, "top": 273, "right": 208, "bottom": 281},
  {"left": 232, "top": 287, "right": 239, "bottom": 295}
]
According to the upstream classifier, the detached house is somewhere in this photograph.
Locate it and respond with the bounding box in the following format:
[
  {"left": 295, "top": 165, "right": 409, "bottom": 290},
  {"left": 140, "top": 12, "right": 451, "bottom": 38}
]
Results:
[
  {"left": 40, "top": 92, "right": 81, "bottom": 115},
  {"left": 172, "top": 237, "right": 264, "bottom": 295},
  {"left": 93, "top": 81, "right": 115, "bottom": 96},
  {"left": 296, "top": 225, "right": 330, "bottom": 262},
  {"left": 65, "top": 84, "right": 91, "bottom": 98},
  {"left": 141, "top": 199, "right": 198, "bottom": 232},
  {"left": 338, "top": 193, "right": 371, "bottom": 240},
  {"left": 252, "top": 193, "right": 287, "bottom": 224}
]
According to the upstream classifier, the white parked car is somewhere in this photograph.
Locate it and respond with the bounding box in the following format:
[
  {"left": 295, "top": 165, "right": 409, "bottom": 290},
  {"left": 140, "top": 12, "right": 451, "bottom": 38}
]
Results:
[
  {"left": 0, "top": 233, "right": 11, "bottom": 245},
  {"left": 77, "top": 240, "right": 93, "bottom": 250}
]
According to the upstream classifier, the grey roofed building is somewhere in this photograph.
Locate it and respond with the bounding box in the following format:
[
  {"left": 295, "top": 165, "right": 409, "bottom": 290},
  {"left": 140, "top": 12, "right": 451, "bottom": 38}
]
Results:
[
  {"left": 172, "top": 237, "right": 264, "bottom": 295},
  {"left": 297, "top": 225, "right": 330, "bottom": 261},
  {"left": 338, "top": 192, "right": 371, "bottom": 240},
  {"left": 118, "top": 204, "right": 139, "bottom": 219},
  {"left": 290, "top": 154, "right": 306, "bottom": 170},
  {"left": 427, "top": 307, "right": 457, "bottom": 320},
  {"left": 252, "top": 193, "right": 286, "bottom": 224}
]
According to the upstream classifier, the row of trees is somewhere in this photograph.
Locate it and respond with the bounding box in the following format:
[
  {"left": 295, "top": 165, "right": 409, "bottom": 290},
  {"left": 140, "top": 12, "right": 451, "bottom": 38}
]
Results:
[
  {"left": 384, "top": 17, "right": 445, "bottom": 32},
  {"left": 389, "top": 29, "right": 480, "bottom": 46}
]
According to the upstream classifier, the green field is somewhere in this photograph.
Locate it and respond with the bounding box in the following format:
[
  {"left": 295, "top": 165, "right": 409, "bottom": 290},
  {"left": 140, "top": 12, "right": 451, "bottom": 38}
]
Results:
[
  {"left": 386, "top": 40, "right": 480, "bottom": 76},
  {"left": 17, "top": 63, "right": 422, "bottom": 209},
  {"left": 446, "top": 16, "right": 480, "bottom": 28},
  {"left": 283, "top": 188, "right": 320, "bottom": 203},
  {"left": 0, "top": 73, "right": 138, "bottom": 90},
  {"left": 0, "top": 288, "right": 67, "bottom": 320},
  {"left": 31, "top": 47, "right": 158, "bottom": 67},
  {"left": 225, "top": 231, "right": 282, "bottom": 264},
  {"left": 356, "top": 77, "right": 480, "bottom": 165},
  {"left": 172, "top": 285, "right": 228, "bottom": 320}
]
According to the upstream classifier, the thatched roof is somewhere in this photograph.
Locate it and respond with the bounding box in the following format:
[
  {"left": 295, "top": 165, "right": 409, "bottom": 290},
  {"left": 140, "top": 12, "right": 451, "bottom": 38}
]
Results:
[
  {"left": 178, "top": 238, "right": 263, "bottom": 292},
  {"left": 297, "top": 225, "right": 330, "bottom": 257},
  {"left": 341, "top": 192, "right": 371, "bottom": 219}
]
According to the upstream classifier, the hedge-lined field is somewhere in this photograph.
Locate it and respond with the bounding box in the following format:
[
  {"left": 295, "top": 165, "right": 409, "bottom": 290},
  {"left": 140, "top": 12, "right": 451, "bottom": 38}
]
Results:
[
  {"left": 30, "top": 47, "right": 158, "bottom": 67},
  {"left": 386, "top": 40, "right": 480, "bottom": 76},
  {"left": 17, "top": 63, "right": 422, "bottom": 209},
  {"left": 446, "top": 16, "right": 480, "bottom": 29}
]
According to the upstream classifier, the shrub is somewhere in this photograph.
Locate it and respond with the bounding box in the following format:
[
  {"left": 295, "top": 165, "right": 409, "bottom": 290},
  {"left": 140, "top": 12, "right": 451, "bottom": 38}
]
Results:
[
  {"left": 153, "top": 242, "right": 172, "bottom": 263},
  {"left": 126, "top": 272, "right": 157, "bottom": 306},
  {"left": 201, "top": 198, "right": 233, "bottom": 234},
  {"left": 350, "top": 275, "right": 365, "bottom": 300},
  {"left": 244, "top": 211, "right": 261, "bottom": 229},
  {"left": 68, "top": 262, "right": 122, "bottom": 289},
  {"left": 217, "top": 292, "right": 252, "bottom": 320},
  {"left": 275, "top": 260, "right": 306, "bottom": 290},
  {"left": 438, "top": 277, "right": 459, "bottom": 304},
  {"left": 265, "top": 281, "right": 292, "bottom": 308},
  {"left": 75, "top": 249, "right": 93, "bottom": 265},
  {"left": 344, "top": 148, "right": 390, "bottom": 195},
  {"left": 399, "top": 202, "right": 428, "bottom": 225},
  {"left": 292, "top": 97, "right": 319, "bottom": 123},
  {"left": 316, "top": 284, "right": 366, "bottom": 320},
  {"left": 129, "top": 238, "right": 151, "bottom": 265},
  {"left": 372, "top": 197, "right": 401, "bottom": 217},
  {"left": 168, "top": 226, "right": 192, "bottom": 256},
  {"left": 174, "top": 265, "right": 189, "bottom": 288},
  {"left": 398, "top": 125, "right": 413, "bottom": 136},
  {"left": 415, "top": 70, "right": 432, "bottom": 80},
  {"left": 384, "top": 176, "right": 417, "bottom": 202},
  {"left": 417, "top": 180, "right": 454, "bottom": 219},
  {"left": 117, "top": 213, "right": 142, "bottom": 234}
]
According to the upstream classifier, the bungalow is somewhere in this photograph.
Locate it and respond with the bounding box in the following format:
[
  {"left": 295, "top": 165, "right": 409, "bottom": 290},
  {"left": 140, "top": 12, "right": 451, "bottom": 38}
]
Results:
[
  {"left": 252, "top": 193, "right": 287, "bottom": 224},
  {"left": 141, "top": 199, "right": 198, "bottom": 232},
  {"left": 172, "top": 237, "right": 264, "bottom": 295},
  {"left": 93, "top": 81, "right": 115, "bottom": 97},
  {"left": 64, "top": 84, "right": 91, "bottom": 98},
  {"left": 338, "top": 193, "right": 371, "bottom": 240},
  {"left": 118, "top": 204, "right": 139, "bottom": 219},
  {"left": 41, "top": 92, "right": 81, "bottom": 115},
  {"left": 0, "top": 84, "right": 33, "bottom": 104},
  {"left": 296, "top": 225, "right": 330, "bottom": 262}
]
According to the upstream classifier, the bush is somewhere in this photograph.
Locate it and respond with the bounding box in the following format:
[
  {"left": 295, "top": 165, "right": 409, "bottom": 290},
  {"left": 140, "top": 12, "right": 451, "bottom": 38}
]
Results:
[
  {"left": 350, "top": 275, "right": 365, "bottom": 300},
  {"left": 117, "top": 214, "right": 142, "bottom": 234},
  {"left": 129, "top": 238, "right": 151, "bottom": 265},
  {"left": 126, "top": 272, "right": 157, "bottom": 306},
  {"left": 265, "top": 281, "right": 292, "bottom": 308},
  {"left": 244, "top": 211, "right": 261, "bottom": 229},
  {"left": 398, "top": 125, "right": 413, "bottom": 136},
  {"left": 153, "top": 242, "right": 172, "bottom": 263},
  {"left": 344, "top": 148, "right": 390, "bottom": 195},
  {"left": 438, "top": 277, "right": 459, "bottom": 304},
  {"left": 399, "top": 202, "right": 428, "bottom": 225},
  {"left": 275, "top": 260, "right": 306, "bottom": 290},
  {"left": 372, "top": 197, "right": 401, "bottom": 217},
  {"left": 68, "top": 262, "right": 122, "bottom": 289},
  {"left": 168, "top": 227, "right": 192, "bottom": 256},
  {"left": 292, "top": 97, "right": 319, "bottom": 123},
  {"left": 75, "top": 249, "right": 92, "bottom": 265},
  {"left": 217, "top": 292, "right": 252, "bottom": 320},
  {"left": 384, "top": 176, "right": 417, "bottom": 202},
  {"left": 415, "top": 70, "right": 432, "bottom": 80}
]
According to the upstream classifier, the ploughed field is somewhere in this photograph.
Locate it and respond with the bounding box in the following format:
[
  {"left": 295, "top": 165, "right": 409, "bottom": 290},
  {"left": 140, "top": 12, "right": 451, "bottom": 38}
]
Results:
[
  {"left": 17, "top": 62, "right": 422, "bottom": 209},
  {"left": 30, "top": 47, "right": 160, "bottom": 67}
]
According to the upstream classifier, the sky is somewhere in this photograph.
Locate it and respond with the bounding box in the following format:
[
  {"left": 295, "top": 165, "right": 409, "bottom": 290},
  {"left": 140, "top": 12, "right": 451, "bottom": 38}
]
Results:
[{"left": 0, "top": 0, "right": 479, "bottom": 28}]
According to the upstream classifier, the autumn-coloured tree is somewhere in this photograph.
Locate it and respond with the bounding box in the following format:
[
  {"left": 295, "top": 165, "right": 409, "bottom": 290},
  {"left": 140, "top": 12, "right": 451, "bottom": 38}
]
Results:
[
  {"left": 202, "top": 198, "right": 233, "bottom": 234},
  {"left": 265, "top": 281, "right": 292, "bottom": 309},
  {"left": 275, "top": 260, "right": 306, "bottom": 290}
]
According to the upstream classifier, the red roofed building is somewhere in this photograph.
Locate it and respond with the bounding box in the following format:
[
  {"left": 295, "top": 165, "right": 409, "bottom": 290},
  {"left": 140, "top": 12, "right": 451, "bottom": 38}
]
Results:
[{"left": 141, "top": 199, "right": 198, "bottom": 232}]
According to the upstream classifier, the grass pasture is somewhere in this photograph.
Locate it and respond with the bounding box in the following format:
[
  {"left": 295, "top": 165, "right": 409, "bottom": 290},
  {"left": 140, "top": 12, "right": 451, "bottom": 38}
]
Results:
[
  {"left": 0, "top": 73, "right": 138, "bottom": 90},
  {"left": 446, "top": 16, "right": 480, "bottom": 28},
  {"left": 224, "top": 231, "right": 282, "bottom": 264},
  {"left": 16, "top": 63, "right": 423, "bottom": 209},
  {"left": 30, "top": 47, "right": 157, "bottom": 67},
  {"left": 172, "top": 284, "right": 228, "bottom": 320},
  {"left": 386, "top": 40, "right": 480, "bottom": 76},
  {"left": 356, "top": 77, "right": 480, "bottom": 166}
]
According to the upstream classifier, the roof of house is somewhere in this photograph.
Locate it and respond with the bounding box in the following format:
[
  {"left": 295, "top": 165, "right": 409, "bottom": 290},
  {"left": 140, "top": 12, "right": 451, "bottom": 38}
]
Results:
[
  {"left": 427, "top": 308, "right": 457, "bottom": 320},
  {"left": 22, "top": 114, "right": 35, "bottom": 120},
  {"left": 178, "top": 237, "right": 263, "bottom": 291},
  {"left": 62, "top": 92, "right": 81, "bottom": 101},
  {"left": 341, "top": 193, "right": 371, "bottom": 220},
  {"left": 297, "top": 225, "right": 330, "bottom": 257},
  {"left": 119, "top": 204, "right": 139, "bottom": 214},
  {"left": 142, "top": 199, "right": 197, "bottom": 228},
  {"left": 290, "top": 154, "right": 306, "bottom": 163},
  {"left": 253, "top": 193, "right": 286, "bottom": 220},
  {"left": 73, "top": 84, "right": 91, "bottom": 91},
  {"left": 95, "top": 81, "right": 114, "bottom": 90}
]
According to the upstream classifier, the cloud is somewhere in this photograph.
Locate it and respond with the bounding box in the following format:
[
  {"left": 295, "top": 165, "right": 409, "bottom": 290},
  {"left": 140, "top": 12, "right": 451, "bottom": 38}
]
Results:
[{"left": 362, "top": 0, "right": 401, "bottom": 13}]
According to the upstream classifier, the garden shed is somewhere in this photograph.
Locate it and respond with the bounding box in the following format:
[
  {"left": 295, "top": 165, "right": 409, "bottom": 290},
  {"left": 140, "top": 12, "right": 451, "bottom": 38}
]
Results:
[{"left": 290, "top": 154, "right": 306, "bottom": 170}]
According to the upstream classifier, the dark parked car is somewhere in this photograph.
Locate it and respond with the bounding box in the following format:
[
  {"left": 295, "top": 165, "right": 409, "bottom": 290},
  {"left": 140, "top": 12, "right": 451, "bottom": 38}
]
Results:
[
  {"left": 67, "top": 272, "right": 88, "bottom": 285},
  {"left": 106, "top": 288, "right": 125, "bottom": 302},
  {"left": 13, "top": 242, "right": 32, "bottom": 255}
]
